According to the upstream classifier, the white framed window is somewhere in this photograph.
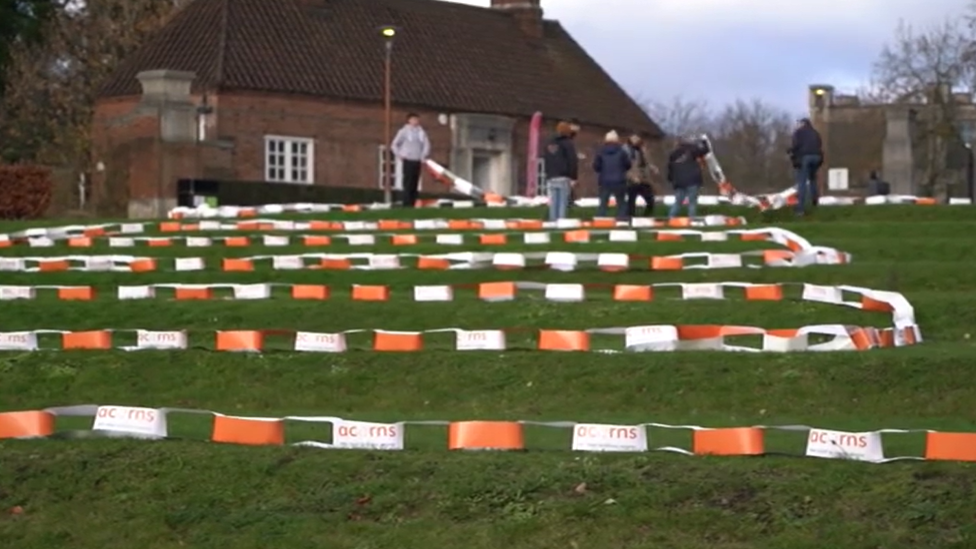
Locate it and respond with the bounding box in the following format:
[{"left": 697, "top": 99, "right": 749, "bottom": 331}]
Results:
[{"left": 264, "top": 136, "right": 314, "bottom": 184}]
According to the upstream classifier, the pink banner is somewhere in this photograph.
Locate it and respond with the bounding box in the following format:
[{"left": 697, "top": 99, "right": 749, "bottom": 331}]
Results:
[{"left": 526, "top": 111, "right": 542, "bottom": 197}]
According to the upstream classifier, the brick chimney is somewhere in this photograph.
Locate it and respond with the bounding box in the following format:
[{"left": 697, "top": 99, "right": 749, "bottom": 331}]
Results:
[{"left": 491, "top": 0, "right": 543, "bottom": 39}]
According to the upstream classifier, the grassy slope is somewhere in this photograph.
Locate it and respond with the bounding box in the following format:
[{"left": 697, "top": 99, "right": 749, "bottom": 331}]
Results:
[{"left": 1, "top": 205, "right": 976, "bottom": 549}]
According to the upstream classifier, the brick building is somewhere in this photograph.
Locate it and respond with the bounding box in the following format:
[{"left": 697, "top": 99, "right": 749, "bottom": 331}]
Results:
[
  {"left": 807, "top": 84, "right": 974, "bottom": 197},
  {"left": 92, "top": 0, "right": 661, "bottom": 218}
]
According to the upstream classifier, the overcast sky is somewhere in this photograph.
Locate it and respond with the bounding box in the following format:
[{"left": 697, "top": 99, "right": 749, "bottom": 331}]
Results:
[{"left": 448, "top": 0, "right": 968, "bottom": 116}]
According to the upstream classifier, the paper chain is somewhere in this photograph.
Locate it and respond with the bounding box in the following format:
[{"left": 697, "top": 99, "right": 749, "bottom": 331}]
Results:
[
  {"left": 1, "top": 404, "right": 973, "bottom": 463},
  {"left": 167, "top": 194, "right": 967, "bottom": 219},
  {"left": 0, "top": 281, "right": 919, "bottom": 352},
  {"left": 0, "top": 227, "right": 822, "bottom": 248},
  {"left": 0, "top": 249, "right": 849, "bottom": 273},
  {"left": 0, "top": 215, "right": 746, "bottom": 243}
]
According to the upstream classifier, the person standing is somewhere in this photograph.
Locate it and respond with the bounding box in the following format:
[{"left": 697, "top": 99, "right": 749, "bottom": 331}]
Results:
[
  {"left": 787, "top": 118, "right": 824, "bottom": 216},
  {"left": 543, "top": 120, "right": 579, "bottom": 220},
  {"left": 391, "top": 113, "right": 431, "bottom": 208},
  {"left": 666, "top": 136, "right": 710, "bottom": 219},
  {"left": 623, "top": 132, "right": 660, "bottom": 217},
  {"left": 592, "top": 130, "right": 631, "bottom": 219}
]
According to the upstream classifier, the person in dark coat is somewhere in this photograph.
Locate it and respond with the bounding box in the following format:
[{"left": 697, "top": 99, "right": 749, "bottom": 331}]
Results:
[
  {"left": 623, "top": 132, "right": 660, "bottom": 217},
  {"left": 592, "top": 130, "right": 631, "bottom": 219},
  {"left": 666, "top": 136, "right": 710, "bottom": 218},
  {"left": 787, "top": 118, "right": 824, "bottom": 215},
  {"left": 867, "top": 170, "right": 890, "bottom": 196},
  {"left": 542, "top": 120, "right": 579, "bottom": 220}
]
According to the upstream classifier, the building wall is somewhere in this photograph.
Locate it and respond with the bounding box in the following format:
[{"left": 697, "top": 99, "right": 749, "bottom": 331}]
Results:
[
  {"left": 93, "top": 88, "right": 632, "bottom": 215},
  {"left": 215, "top": 92, "right": 624, "bottom": 196},
  {"left": 808, "top": 85, "right": 976, "bottom": 195}
]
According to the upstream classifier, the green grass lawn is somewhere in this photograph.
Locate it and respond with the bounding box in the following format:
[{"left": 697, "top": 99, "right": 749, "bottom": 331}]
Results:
[{"left": 1, "top": 204, "right": 976, "bottom": 548}]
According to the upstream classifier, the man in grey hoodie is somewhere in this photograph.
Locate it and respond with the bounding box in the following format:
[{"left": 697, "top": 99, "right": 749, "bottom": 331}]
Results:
[{"left": 391, "top": 113, "right": 431, "bottom": 207}]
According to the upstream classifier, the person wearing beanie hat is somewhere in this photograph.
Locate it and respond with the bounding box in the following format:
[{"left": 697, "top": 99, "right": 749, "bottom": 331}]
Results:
[
  {"left": 542, "top": 119, "right": 580, "bottom": 220},
  {"left": 592, "top": 129, "right": 631, "bottom": 219}
]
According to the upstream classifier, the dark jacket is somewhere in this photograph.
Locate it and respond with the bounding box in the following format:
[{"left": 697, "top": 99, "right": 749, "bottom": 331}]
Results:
[
  {"left": 623, "top": 143, "right": 655, "bottom": 184},
  {"left": 789, "top": 124, "right": 823, "bottom": 158},
  {"left": 543, "top": 134, "right": 579, "bottom": 180},
  {"left": 592, "top": 143, "right": 631, "bottom": 187},
  {"left": 667, "top": 141, "right": 709, "bottom": 188},
  {"left": 867, "top": 173, "right": 890, "bottom": 196}
]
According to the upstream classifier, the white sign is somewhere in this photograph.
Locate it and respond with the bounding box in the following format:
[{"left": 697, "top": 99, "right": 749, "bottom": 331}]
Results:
[
  {"left": 368, "top": 254, "right": 400, "bottom": 269},
  {"left": 0, "top": 331, "right": 38, "bottom": 351},
  {"left": 435, "top": 234, "right": 464, "bottom": 245},
  {"left": 492, "top": 253, "right": 525, "bottom": 269},
  {"left": 272, "top": 255, "right": 304, "bottom": 270},
  {"left": 0, "top": 286, "right": 34, "bottom": 300},
  {"left": 701, "top": 231, "right": 728, "bottom": 242},
  {"left": 414, "top": 285, "right": 453, "bottom": 301},
  {"left": 523, "top": 232, "right": 550, "bottom": 244},
  {"left": 186, "top": 237, "right": 212, "bottom": 247},
  {"left": 827, "top": 168, "right": 849, "bottom": 191},
  {"left": 92, "top": 405, "right": 167, "bottom": 438},
  {"left": 572, "top": 423, "right": 648, "bottom": 452},
  {"left": 333, "top": 420, "right": 403, "bottom": 450},
  {"left": 295, "top": 331, "right": 347, "bottom": 352},
  {"left": 136, "top": 330, "right": 187, "bottom": 350},
  {"left": 109, "top": 237, "right": 135, "bottom": 247},
  {"left": 544, "top": 251, "right": 577, "bottom": 271},
  {"left": 86, "top": 257, "right": 114, "bottom": 271},
  {"left": 233, "top": 284, "right": 270, "bottom": 299},
  {"left": 346, "top": 235, "right": 376, "bottom": 246},
  {"left": 262, "top": 235, "right": 290, "bottom": 247},
  {"left": 624, "top": 325, "right": 678, "bottom": 351},
  {"left": 597, "top": 253, "right": 629, "bottom": 270},
  {"left": 120, "top": 223, "right": 144, "bottom": 233},
  {"left": 456, "top": 330, "right": 506, "bottom": 350},
  {"left": 681, "top": 283, "right": 724, "bottom": 299},
  {"left": 544, "top": 283, "right": 584, "bottom": 302},
  {"left": 707, "top": 254, "right": 742, "bottom": 269},
  {"left": 608, "top": 230, "right": 637, "bottom": 242},
  {"left": 29, "top": 237, "right": 54, "bottom": 247},
  {"left": 801, "top": 284, "right": 842, "bottom": 304},
  {"left": 118, "top": 285, "right": 154, "bottom": 299},
  {"left": 174, "top": 257, "right": 204, "bottom": 271},
  {"left": 805, "top": 428, "right": 884, "bottom": 462},
  {"left": 0, "top": 258, "right": 24, "bottom": 271}
]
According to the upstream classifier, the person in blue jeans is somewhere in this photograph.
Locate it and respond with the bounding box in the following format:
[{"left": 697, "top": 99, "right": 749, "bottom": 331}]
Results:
[
  {"left": 787, "top": 118, "right": 823, "bottom": 216},
  {"left": 666, "top": 136, "right": 710, "bottom": 218},
  {"left": 542, "top": 121, "right": 579, "bottom": 220},
  {"left": 592, "top": 130, "right": 632, "bottom": 219}
]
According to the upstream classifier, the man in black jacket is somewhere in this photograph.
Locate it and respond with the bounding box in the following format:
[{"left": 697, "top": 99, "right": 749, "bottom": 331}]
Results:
[
  {"left": 543, "top": 120, "right": 579, "bottom": 220},
  {"left": 788, "top": 118, "right": 823, "bottom": 215},
  {"left": 666, "top": 136, "right": 709, "bottom": 218}
]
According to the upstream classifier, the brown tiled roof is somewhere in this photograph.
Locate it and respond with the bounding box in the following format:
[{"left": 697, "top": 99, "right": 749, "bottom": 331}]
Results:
[{"left": 100, "top": 0, "right": 662, "bottom": 136}]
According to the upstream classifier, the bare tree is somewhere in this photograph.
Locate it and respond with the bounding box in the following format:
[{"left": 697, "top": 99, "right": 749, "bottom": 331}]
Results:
[
  {"left": 0, "top": 0, "right": 185, "bottom": 168},
  {"left": 711, "top": 98, "right": 795, "bottom": 193},
  {"left": 872, "top": 19, "right": 974, "bottom": 196},
  {"left": 641, "top": 95, "right": 714, "bottom": 138}
]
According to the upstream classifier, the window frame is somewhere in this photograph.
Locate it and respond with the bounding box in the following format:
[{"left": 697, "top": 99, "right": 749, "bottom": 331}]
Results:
[{"left": 264, "top": 135, "right": 315, "bottom": 184}]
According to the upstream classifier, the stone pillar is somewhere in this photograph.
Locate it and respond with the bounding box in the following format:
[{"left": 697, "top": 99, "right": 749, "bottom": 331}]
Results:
[
  {"left": 128, "top": 70, "right": 198, "bottom": 218},
  {"left": 882, "top": 107, "right": 914, "bottom": 195}
]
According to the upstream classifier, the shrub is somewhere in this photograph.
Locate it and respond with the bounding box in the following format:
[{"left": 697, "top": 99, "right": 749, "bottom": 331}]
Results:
[{"left": 0, "top": 165, "right": 53, "bottom": 219}]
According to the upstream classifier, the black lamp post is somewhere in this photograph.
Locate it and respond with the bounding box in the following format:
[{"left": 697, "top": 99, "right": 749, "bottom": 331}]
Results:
[{"left": 379, "top": 25, "right": 397, "bottom": 205}]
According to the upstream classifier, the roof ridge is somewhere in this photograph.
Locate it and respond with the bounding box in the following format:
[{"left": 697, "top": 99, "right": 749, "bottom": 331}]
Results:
[{"left": 212, "top": 0, "right": 231, "bottom": 90}]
